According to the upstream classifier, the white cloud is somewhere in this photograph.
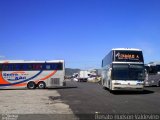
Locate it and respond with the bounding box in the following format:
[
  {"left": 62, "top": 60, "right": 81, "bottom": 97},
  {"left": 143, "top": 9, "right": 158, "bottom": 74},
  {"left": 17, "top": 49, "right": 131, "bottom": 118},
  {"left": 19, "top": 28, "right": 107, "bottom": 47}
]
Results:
[{"left": 0, "top": 55, "right": 6, "bottom": 59}]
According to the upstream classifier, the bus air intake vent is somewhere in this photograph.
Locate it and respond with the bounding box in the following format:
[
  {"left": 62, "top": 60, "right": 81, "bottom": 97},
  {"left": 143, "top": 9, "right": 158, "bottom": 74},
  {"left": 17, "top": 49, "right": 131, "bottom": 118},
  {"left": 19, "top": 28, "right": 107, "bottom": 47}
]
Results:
[{"left": 50, "top": 78, "right": 60, "bottom": 85}]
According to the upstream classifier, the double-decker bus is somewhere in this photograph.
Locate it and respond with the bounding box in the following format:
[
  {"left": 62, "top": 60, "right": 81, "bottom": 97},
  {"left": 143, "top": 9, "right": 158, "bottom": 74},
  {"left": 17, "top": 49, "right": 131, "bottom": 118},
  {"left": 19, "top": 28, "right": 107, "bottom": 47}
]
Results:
[
  {"left": 0, "top": 60, "right": 65, "bottom": 89},
  {"left": 101, "top": 48, "right": 145, "bottom": 91},
  {"left": 144, "top": 63, "right": 160, "bottom": 86}
]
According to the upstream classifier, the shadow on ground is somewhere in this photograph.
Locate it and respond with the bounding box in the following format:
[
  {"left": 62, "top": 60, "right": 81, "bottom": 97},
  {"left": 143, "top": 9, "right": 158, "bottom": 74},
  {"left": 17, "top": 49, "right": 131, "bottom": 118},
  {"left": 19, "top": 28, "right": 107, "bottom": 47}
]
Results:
[
  {"left": 47, "top": 86, "right": 77, "bottom": 90},
  {"left": 110, "top": 89, "right": 154, "bottom": 95}
]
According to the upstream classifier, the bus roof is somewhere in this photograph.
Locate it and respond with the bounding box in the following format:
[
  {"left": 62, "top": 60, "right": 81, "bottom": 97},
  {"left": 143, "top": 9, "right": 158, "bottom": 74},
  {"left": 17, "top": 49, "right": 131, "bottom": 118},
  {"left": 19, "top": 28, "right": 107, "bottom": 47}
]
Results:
[
  {"left": 112, "top": 48, "right": 142, "bottom": 51},
  {"left": 0, "top": 60, "right": 64, "bottom": 63},
  {"left": 147, "top": 61, "right": 160, "bottom": 65}
]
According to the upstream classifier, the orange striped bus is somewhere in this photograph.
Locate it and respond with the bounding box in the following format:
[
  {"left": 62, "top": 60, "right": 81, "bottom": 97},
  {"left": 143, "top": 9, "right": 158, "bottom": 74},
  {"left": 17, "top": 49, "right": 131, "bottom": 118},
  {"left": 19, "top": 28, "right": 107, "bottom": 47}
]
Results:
[{"left": 0, "top": 60, "right": 65, "bottom": 89}]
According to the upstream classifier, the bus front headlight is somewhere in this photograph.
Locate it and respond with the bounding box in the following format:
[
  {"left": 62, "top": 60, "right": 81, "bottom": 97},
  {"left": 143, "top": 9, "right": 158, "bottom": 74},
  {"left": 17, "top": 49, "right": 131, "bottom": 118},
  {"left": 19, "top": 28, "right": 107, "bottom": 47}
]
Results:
[
  {"left": 137, "top": 83, "right": 144, "bottom": 85},
  {"left": 114, "top": 83, "right": 121, "bottom": 85}
]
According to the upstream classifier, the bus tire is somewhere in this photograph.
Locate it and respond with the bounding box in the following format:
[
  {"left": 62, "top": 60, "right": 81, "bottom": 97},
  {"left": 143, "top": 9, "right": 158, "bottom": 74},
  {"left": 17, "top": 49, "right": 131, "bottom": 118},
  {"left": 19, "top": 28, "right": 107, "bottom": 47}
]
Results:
[
  {"left": 103, "top": 86, "right": 107, "bottom": 90},
  {"left": 63, "top": 81, "right": 66, "bottom": 86},
  {"left": 37, "top": 81, "right": 46, "bottom": 89},
  {"left": 27, "top": 81, "right": 36, "bottom": 89},
  {"left": 109, "top": 89, "right": 113, "bottom": 93}
]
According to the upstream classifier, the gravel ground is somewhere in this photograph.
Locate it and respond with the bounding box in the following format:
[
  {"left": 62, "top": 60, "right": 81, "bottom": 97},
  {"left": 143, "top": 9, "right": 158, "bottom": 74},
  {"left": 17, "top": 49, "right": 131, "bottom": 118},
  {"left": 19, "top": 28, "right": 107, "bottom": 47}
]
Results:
[{"left": 0, "top": 89, "right": 73, "bottom": 114}]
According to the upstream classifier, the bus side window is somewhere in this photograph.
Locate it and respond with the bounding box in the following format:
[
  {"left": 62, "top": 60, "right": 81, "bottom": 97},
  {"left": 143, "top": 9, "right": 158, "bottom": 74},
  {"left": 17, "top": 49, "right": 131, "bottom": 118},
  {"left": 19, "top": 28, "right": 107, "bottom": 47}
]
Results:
[
  {"left": 14, "top": 64, "right": 19, "bottom": 71},
  {"left": 156, "top": 65, "right": 160, "bottom": 72},
  {"left": 23, "top": 64, "right": 28, "bottom": 70},
  {"left": 102, "top": 60, "right": 103, "bottom": 67},
  {"left": 8, "top": 64, "right": 14, "bottom": 71},
  {"left": 28, "top": 64, "right": 33, "bottom": 70},
  {"left": 35, "top": 64, "right": 43, "bottom": 70},
  {"left": 51, "top": 64, "right": 57, "bottom": 70},
  {"left": 33, "top": 64, "right": 40, "bottom": 70},
  {"left": 149, "top": 66, "right": 157, "bottom": 74},
  {"left": 2, "top": 64, "right": 8, "bottom": 71},
  {"left": 39, "top": 64, "right": 43, "bottom": 69},
  {"left": 46, "top": 65, "right": 51, "bottom": 70},
  {"left": 0, "top": 64, "right": 2, "bottom": 71},
  {"left": 56, "top": 63, "right": 63, "bottom": 70},
  {"left": 26, "top": 64, "right": 43, "bottom": 70}
]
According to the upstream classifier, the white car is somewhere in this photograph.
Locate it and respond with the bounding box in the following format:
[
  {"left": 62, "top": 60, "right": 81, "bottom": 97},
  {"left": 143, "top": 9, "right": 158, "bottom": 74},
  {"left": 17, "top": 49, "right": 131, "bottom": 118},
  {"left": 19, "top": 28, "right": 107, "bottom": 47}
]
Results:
[{"left": 73, "top": 78, "right": 78, "bottom": 82}]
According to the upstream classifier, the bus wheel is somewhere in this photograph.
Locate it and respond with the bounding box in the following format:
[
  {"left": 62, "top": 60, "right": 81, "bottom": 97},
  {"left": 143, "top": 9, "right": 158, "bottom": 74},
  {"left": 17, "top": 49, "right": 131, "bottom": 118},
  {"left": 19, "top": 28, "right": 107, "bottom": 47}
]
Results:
[
  {"left": 37, "top": 81, "right": 46, "bottom": 89},
  {"left": 63, "top": 81, "right": 66, "bottom": 86},
  {"left": 103, "top": 86, "right": 107, "bottom": 90},
  {"left": 27, "top": 81, "right": 36, "bottom": 89}
]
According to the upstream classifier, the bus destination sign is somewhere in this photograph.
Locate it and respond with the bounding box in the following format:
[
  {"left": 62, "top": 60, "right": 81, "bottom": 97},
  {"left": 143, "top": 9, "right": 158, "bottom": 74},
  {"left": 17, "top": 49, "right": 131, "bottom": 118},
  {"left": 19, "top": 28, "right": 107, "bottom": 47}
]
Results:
[{"left": 115, "top": 51, "right": 143, "bottom": 62}]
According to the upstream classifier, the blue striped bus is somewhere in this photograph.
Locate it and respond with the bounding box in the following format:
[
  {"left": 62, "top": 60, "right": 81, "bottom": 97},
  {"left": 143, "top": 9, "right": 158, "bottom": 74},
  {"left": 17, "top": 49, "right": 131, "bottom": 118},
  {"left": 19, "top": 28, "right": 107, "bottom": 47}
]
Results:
[{"left": 0, "top": 60, "right": 65, "bottom": 89}]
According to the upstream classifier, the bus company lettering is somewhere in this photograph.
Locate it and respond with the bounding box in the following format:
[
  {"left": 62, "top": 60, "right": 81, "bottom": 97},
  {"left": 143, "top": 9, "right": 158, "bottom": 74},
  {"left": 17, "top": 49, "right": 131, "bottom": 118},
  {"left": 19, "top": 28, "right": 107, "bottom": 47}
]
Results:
[
  {"left": 3, "top": 73, "right": 18, "bottom": 77},
  {"left": 3, "top": 73, "right": 27, "bottom": 81},
  {"left": 116, "top": 52, "right": 139, "bottom": 60}
]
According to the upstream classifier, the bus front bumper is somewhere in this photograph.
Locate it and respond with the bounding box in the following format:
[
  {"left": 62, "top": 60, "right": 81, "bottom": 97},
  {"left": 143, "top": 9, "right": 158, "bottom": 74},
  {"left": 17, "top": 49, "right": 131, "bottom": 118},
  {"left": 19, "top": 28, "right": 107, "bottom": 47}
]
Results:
[{"left": 112, "top": 84, "right": 144, "bottom": 91}]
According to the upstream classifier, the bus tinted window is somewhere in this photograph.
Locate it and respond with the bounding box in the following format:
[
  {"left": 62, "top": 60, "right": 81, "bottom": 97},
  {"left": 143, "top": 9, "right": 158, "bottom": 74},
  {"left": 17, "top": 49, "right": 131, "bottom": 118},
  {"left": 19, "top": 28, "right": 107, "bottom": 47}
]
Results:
[
  {"left": 0, "top": 65, "right": 2, "bottom": 70},
  {"left": 114, "top": 50, "right": 144, "bottom": 62},
  {"left": 15, "top": 64, "right": 21, "bottom": 70},
  {"left": 102, "top": 51, "right": 113, "bottom": 67},
  {"left": 32, "top": 64, "right": 43, "bottom": 70},
  {"left": 22, "top": 64, "right": 28, "bottom": 70},
  {"left": 156, "top": 65, "right": 160, "bottom": 72},
  {"left": 112, "top": 64, "right": 144, "bottom": 80},
  {"left": 149, "top": 66, "right": 157, "bottom": 74},
  {"left": 46, "top": 65, "right": 51, "bottom": 70},
  {"left": 53, "top": 63, "right": 63, "bottom": 70},
  {"left": 44, "top": 63, "right": 63, "bottom": 70},
  {"left": 112, "top": 64, "right": 129, "bottom": 80},
  {"left": 0, "top": 63, "right": 63, "bottom": 71}
]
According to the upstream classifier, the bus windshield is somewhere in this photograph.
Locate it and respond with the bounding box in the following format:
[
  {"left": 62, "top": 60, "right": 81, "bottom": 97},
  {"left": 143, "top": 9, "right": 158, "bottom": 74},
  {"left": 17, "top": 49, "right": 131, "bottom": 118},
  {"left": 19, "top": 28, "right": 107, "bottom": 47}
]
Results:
[{"left": 112, "top": 64, "right": 144, "bottom": 80}]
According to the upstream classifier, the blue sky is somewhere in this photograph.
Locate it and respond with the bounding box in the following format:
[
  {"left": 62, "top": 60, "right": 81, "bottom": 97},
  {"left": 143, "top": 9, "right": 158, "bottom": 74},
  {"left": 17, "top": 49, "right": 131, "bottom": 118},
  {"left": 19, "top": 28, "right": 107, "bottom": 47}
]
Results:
[{"left": 0, "top": 0, "right": 160, "bottom": 69}]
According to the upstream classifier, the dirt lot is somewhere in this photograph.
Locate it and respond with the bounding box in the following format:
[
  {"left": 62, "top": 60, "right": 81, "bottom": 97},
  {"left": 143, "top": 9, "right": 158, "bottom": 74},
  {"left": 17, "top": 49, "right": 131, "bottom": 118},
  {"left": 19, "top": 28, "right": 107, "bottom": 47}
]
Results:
[{"left": 0, "top": 89, "right": 73, "bottom": 114}]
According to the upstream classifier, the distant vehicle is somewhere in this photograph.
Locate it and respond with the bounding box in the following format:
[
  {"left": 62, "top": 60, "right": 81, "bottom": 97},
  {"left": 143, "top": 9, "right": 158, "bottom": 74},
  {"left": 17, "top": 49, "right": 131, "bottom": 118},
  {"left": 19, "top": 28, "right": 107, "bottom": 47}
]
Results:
[
  {"left": 78, "top": 70, "right": 91, "bottom": 82},
  {"left": 101, "top": 48, "right": 145, "bottom": 91},
  {"left": 73, "top": 78, "right": 78, "bottom": 82},
  {"left": 144, "top": 63, "right": 160, "bottom": 86},
  {"left": 87, "top": 75, "right": 96, "bottom": 82},
  {"left": 72, "top": 73, "right": 78, "bottom": 78},
  {"left": 0, "top": 60, "right": 65, "bottom": 89}
]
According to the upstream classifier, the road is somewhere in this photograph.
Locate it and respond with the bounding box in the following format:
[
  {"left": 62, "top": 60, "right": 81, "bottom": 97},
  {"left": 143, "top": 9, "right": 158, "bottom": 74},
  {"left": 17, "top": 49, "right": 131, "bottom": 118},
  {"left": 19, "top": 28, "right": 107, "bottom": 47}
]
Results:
[
  {"left": 0, "top": 88, "right": 75, "bottom": 120},
  {"left": 1, "top": 81, "right": 160, "bottom": 120},
  {"left": 55, "top": 81, "right": 160, "bottom": 119}
]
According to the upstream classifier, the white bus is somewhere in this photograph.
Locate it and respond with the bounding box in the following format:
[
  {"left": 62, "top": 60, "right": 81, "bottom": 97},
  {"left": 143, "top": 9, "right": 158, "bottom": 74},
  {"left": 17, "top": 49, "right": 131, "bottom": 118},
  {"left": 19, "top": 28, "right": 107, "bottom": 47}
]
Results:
[
  {"left": 0, "top": 60, "right": 65, "bottom": 89},
  {"left": 144, "top": 63, "right": 160, "bottom": 86},
  {"left": 101, "top": 48, "right": 145, "bottom": 91}
]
